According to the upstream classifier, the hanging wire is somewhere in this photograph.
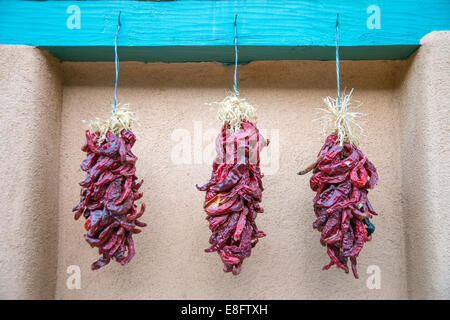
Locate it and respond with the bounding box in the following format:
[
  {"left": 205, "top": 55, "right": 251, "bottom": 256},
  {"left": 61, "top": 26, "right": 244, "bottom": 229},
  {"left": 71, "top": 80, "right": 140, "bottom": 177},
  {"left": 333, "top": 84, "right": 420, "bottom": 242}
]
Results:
[
  {"left": 335, "top": 13, "right": 341, "bottom": 107},
  {"left": 112, "top": 11, "right": 122, "bottom": 115},
  {"left": 233, "top": 14, "right": 238, "bottom": 97}
]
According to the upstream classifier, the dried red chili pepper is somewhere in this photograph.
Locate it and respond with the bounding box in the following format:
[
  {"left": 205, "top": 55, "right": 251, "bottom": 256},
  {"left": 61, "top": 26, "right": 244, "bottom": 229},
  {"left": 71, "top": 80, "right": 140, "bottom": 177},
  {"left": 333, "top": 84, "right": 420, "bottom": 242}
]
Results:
[
  {"left": 73, "top": 129, "right": 146, "bottom": 270},
  {"left": 298, "top": 134, "right": 378, "bottom": 278},
  {"left": 197, "top": 121, "right": 268, "bottom": 275}
]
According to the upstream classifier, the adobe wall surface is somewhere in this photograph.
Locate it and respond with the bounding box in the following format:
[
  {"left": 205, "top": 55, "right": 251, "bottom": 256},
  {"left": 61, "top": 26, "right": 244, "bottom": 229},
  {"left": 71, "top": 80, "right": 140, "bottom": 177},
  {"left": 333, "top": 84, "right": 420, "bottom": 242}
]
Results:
[
  {"left": 0, "top": 46, "right": 62, "bottom": 299},
  {"left": 56, "top": 59, "right": 407, "bottom": 299},
  {"left": 397, "top": 31, "right": 450, "bottom": 299},
  {"left": 0, "top": 31, "right": 448, "bottom": 299}
]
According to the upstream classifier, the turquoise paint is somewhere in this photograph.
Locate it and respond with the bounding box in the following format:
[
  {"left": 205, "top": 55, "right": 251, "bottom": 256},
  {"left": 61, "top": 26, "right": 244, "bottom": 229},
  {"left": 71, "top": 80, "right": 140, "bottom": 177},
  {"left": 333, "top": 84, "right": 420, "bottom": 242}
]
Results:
[{"left": 0, "top": 0, "right": 449, "bottom": 61}]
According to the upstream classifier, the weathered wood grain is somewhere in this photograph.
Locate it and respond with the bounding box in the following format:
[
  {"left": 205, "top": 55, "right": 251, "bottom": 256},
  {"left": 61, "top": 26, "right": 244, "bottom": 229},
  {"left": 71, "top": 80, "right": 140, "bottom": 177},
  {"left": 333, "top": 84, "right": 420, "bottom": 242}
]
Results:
[{"left": 0, "top": 0, "right": 449, "bottom": 61}]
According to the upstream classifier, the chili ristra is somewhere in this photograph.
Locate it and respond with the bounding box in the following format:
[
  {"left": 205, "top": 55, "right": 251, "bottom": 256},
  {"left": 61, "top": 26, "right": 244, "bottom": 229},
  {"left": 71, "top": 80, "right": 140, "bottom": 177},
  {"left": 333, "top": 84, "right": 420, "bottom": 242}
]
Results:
[
  {"left": 298, "top": 134, "right": 378, "bottom": 278},
  {"left": 73, "top": 129, "right": 146, "bottom": 270},
  {"left": 197, "top": 121, "right": 269, "bottom": 275}
]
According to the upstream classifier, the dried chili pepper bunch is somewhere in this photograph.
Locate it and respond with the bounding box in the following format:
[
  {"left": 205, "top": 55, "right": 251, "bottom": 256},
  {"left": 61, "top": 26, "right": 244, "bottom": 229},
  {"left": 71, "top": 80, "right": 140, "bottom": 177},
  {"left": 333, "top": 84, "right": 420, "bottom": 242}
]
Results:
[
  {"left": 298, "top": 90, "right": 378, "bottom": 278},
  {"left": 73, "top": 105, "right": 146, "bottom": 270},
  {"left": 197, "top": 95, "right": 269, "bottom": 275}
]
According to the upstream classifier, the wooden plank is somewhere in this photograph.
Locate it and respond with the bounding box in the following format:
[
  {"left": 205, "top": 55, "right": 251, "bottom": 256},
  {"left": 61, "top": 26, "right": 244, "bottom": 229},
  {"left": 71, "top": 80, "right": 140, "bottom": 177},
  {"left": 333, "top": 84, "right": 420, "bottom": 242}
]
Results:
[
  {"left": 0, "top": 0, "right": 449, "bottom": 61},
  {"left": 42, "top": 45, "right": 420, "bottom": 63}
]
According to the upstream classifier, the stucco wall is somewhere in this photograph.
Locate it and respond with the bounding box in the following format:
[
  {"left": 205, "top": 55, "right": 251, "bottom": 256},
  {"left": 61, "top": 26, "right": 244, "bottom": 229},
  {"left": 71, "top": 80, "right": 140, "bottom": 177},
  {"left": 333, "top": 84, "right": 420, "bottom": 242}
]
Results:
[
  {"left": 55, "top": 60, "right": 408, "bottom": 299},
  {"left": 0, "top": 46, "right": 62, "bottom": 299},
  {"left": 396, "top": 31, "right": 450, "bottom": 299},
  {"left": 0, "top": 31, "right": 448, "bottom": 300}
]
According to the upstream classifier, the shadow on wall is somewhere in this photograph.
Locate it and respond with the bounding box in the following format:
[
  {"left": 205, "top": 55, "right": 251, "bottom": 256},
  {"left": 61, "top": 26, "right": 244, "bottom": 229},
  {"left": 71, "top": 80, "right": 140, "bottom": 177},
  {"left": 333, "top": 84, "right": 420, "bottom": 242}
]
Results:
[{"left": 61, "top": 58, "right": 404, "bottom": 90}]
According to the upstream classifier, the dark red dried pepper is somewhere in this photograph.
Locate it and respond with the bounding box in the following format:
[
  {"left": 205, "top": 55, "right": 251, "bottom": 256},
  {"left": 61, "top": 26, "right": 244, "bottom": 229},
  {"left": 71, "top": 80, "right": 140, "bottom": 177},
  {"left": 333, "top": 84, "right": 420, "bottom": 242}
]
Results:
[
  {"left": 299, "top": 134, "right": 378, "bottom": 278},
  {"left": 197, "top": 121, "right": 268, "bottom": 275},
  {"left": 73, "top": 129, "right": 146, "bottom": 270}
]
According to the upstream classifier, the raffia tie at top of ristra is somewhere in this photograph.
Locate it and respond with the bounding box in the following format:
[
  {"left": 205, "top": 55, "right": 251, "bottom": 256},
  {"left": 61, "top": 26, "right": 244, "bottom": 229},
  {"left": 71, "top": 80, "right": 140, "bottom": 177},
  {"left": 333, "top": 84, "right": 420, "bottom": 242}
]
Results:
[
  {"left": 87, "top": 104, "right": 137, "bottom": 144},
  {"left": 213, "top": 94, "right": 258, "bottom": 133},
  {"left": 314, "top": 89, "right": 366, "bottom": 147}
]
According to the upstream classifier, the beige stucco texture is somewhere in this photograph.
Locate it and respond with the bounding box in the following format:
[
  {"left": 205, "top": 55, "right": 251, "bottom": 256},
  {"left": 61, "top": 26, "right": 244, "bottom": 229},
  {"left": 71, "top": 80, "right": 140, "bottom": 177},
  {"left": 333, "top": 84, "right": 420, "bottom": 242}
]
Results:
[
  {"left": 0, "top": 46, "right": 62, "bottom": 299},
  {"left": 0, "top": 31, "right": 448, "bottom": 300}
]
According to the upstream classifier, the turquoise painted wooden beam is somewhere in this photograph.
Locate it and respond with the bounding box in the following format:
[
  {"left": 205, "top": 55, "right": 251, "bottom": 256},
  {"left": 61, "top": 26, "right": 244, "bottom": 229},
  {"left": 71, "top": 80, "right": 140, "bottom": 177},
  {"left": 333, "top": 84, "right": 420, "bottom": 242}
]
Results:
[{"left": 0, "top": 0, "right": 449, "bottom": 62}]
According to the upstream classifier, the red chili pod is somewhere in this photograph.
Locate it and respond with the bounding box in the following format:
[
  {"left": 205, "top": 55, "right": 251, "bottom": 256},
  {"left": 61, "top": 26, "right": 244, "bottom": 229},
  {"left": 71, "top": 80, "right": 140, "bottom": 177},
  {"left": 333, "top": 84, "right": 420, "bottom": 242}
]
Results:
[
  {"left": 197, "top": 121, "right": 268, "bottom": 275},
  {"left": 73, "top": 127, "right": 146, "bottom": 270},
  {"left": 299, "top": 134, "right": 378, "bottom": 279}
]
